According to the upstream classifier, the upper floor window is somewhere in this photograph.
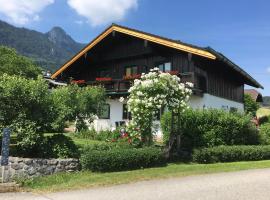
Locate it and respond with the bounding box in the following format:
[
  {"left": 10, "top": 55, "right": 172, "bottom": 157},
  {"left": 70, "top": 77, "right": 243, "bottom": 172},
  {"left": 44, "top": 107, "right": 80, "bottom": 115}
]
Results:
[
  {"left": 125, "top": 66, "right": 138, "bottom": 76},
  {"left": 100, "top": 70, "right": 110, "bottom": 77},
  {"left": 157, "top": 62, "right": 172, "bottom": 72}
]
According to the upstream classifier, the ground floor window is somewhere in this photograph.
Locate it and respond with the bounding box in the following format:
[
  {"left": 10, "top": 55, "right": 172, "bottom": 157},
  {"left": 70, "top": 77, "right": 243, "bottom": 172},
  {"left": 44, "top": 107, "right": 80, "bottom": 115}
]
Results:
[
  {"left": 98, "top": 104, "right": 110, "bottom": 119},
  {"left": 122, "top": 104, "right": 132, "bottom": 120}
]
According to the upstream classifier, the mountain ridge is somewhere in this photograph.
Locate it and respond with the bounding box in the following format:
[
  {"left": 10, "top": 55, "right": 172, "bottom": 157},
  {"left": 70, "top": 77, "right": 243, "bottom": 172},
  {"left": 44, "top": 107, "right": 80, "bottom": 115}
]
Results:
[{"left": 0, "top": 20, "right": 85, "bottom": 72}]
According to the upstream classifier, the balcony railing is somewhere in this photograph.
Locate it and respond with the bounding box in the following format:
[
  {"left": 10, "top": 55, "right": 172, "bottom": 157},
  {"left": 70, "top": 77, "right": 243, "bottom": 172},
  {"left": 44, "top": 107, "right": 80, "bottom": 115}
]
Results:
[
  {"left": 82, "top": 71, "right": 205, "bottom": 96},
  {"left": 87, "top": 79, "right": 131, "bottom": 93}
]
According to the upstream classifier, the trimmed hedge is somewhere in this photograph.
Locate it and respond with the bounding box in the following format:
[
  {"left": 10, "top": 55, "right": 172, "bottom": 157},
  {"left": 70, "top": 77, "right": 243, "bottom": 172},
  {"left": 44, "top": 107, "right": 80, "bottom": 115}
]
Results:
[
  {"left": 81, "top": 145, "right": 166, "bottom": 172},
  {"left": 161, "top": 109, "right": 259, "bottom": 151},
  {"left": 259, "top": 123, "right": 270, "bottom": 145},
  {"left": 193, "top": 145, "right": 270, "bottom": 163}
]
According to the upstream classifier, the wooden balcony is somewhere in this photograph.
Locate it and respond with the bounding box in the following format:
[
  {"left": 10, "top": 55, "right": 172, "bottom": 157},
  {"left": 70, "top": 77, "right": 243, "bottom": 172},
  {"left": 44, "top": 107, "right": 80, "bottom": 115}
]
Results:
[
  {"left": 87, "top": 79, "right": 131, "bottom": 95},
  {"left": 85, "top": 72, "right": 206, "bottom": 96}
]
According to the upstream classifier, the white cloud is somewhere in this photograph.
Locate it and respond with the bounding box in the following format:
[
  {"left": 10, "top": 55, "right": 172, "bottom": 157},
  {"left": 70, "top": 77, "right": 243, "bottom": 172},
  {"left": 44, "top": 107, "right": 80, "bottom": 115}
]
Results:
[
  {"left": 0, "top": 0, "right": 54, "bottom": 25},
  {"left": 267, "top": 67, "right": 270, "bottom": 74},
  {"left": 67, "top": 0, "right": 138, "bottom": 26}
]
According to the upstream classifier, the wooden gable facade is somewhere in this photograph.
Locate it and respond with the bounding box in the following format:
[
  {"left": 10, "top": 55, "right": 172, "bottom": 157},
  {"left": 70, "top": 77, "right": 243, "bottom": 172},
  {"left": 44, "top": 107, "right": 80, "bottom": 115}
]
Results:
[{"left": 52, "top": 24, "right": 262, "bottom": 104}]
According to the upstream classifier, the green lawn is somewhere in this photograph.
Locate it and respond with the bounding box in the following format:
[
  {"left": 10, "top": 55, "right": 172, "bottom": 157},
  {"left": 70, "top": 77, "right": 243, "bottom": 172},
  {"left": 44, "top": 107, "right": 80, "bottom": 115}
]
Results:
[{"left": 23, "top": 160, "right": 270, "bottom": 193}]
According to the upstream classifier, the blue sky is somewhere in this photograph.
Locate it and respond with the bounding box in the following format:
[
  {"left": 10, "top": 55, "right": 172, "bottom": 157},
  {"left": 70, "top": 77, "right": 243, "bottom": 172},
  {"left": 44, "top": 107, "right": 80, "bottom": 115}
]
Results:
[{"left": 0, "top": 0, "right": 269, "bottom": 95}]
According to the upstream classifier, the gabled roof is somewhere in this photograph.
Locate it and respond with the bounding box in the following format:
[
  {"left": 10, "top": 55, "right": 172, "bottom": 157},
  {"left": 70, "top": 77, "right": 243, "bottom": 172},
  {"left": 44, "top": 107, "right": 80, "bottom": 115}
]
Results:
[
  {"left": 51, "top": 24, "right": 216, "bottom": 79},
  {"left": 51, "top": 24, "right": 263, "bottom": 89}
]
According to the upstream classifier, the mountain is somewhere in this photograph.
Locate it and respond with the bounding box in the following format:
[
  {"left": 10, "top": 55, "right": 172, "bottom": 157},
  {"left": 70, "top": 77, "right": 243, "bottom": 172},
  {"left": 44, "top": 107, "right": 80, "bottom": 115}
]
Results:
[{"left": 0, "top": 20, "right": 85, "bottom": 72}]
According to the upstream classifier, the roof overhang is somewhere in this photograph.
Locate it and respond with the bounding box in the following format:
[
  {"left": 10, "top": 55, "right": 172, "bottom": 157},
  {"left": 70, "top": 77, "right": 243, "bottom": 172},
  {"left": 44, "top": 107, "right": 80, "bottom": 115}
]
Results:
[{"left": 51, "top": 24, "right": 216, "bottom": 79}]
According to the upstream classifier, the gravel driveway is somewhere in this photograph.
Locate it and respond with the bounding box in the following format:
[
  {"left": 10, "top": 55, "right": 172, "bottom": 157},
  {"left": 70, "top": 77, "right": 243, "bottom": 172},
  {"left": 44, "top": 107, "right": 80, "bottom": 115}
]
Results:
[{"left": 2, "top": 168, "right": 270, "bottom": 200}]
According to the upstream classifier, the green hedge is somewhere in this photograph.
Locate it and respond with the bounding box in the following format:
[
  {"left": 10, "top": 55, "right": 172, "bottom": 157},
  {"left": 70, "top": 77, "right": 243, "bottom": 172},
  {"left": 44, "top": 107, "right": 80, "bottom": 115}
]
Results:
[
  {"left": 161, "top": 109, "right": 259, "bottom": 151},
  {"left": 259, "top": 123, "right": 270, "bottom": 145},
  {"left": 193, "top": 145, "right": 270, "bottom": 163},
  {"left": 81, "top": 145, "right": 166, "bottom": 172}
]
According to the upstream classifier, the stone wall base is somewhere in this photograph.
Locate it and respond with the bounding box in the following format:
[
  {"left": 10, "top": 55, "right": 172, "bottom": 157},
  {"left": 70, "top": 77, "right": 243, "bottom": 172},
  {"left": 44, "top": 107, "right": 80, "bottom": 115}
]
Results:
[{"left": 0, "top": 157, "right": 80, "bottom": 182}]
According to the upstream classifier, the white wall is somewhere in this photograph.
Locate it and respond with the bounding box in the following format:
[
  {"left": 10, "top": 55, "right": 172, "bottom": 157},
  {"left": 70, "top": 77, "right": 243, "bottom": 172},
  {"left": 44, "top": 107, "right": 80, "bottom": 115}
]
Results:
[
  {"left": 189, "top": 93, "right": 244, "bottom": 112},
  {"left": 92, "top": 94, "right": 244, "bottom": 132},
  {"left": 92, "top": 99, "right": 125, "bottom": 131}
]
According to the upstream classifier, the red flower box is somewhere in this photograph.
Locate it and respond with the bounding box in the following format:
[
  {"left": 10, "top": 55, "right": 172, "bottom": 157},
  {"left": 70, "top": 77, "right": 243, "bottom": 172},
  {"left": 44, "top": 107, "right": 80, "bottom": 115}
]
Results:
[
  {"left": 95, "top": 77, "right": 112, "bottom": 82},
  {"left": 71, "top": 80, "right": 86, "bottom": 84},
  {"left": 123, "top": 74, "right": 141, "bottom": 80},
  {"left": 167, "top": 71, "right": 179, "bottom": 75}
]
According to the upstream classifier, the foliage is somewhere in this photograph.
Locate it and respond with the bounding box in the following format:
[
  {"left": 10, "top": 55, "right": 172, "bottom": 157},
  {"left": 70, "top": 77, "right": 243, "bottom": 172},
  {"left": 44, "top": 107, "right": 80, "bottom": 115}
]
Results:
[
  {"left": 127, "top": 68, "right": 192, "bottom": 144},
  {"left": 76, "top": 127, "right": 142, "bottom": 147},
  {"left": 244, "top": 94, "right": 259, "bottom": 116},
  {"left": 46, "top": 134, "right": 80, "bottom": 158},
  {"left": 13, "top": 119, "right": 46, "bottom": 158},
  {"left": 0, "top": 74, "right": 54, "bottom": 132},
  {"left": 0, "top": 46, "right": 41, "bottom": 79},
  {"left": 161, "top": 109, "right": 259, "bottom": 151},
  {"left": 51, "top": 84, "right": 106, "bottom": 132},
  {"left": 75, "top": 129, "right": 112, "bottom": 141},
  {"left": 81, "top": 146, "right": 166, "bottom": 172},
  {"left": 193, "top": 145, "right": 270, "bottom": 163},
  {"left": 259, "top": 123, "right": 270, "bottom": 145},
  {"left": 258, "top": 115, "right": 269, "bottom": 125}
]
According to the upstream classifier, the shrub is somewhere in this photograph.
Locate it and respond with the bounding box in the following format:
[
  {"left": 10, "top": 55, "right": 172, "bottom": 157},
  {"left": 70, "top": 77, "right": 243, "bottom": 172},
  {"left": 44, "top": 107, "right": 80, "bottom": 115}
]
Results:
[
  {"left": 258, "top": 115, "right": 269, "bottom": 125},
  {"left": 192, "top": 145, "right": 270, "bottom": 163},
  {"left": 51, "top": 85, "right": 106, "bottom": 132},
  {"left": 15, "top": 120, "right": 46, "bottom": 158},
  {"left": 46, "top": 134, "right": 80, "bottom": 158},
  {"left": 161, "top": 109, "right": 259, "bottom": 151},
  {"left": 81, "top": 145, "right": 166, "bottom": 172},
  {"left": 259, "top": 123, "right": 270, "bottom": 145},
  {"left": 76, "top": 129, "right": 113, "bottom": 141},
  {"left": 244, "top": 94, "right": 259, "bottom": 117}
]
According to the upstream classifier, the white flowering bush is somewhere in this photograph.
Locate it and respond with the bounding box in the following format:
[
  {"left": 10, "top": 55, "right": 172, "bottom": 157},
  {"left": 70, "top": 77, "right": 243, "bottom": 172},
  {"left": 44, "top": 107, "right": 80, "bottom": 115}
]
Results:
[{"left": 126, "top": 67, "right": 193, "bottom": 144}]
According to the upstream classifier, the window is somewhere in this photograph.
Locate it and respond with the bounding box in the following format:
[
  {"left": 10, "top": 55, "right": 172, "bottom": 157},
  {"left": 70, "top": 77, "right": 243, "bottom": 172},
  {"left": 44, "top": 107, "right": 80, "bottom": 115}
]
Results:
[
  {"left": 230, "top": 107, "right": 238, "bottom": 113},
  {"left": 125, "top": 66, "right": 138, "bottom": 76},
  {"left": 98, "top": 104, "right": 110, "bottom": 119},
  {"left": 157, "top": 62, "right": 172, "bottom": 72},
  {"left": 122, "top": 104, "right": 132, "bottom": 120},
  {"left": 100, "top": 70, "right": 110, "bottom": 77}
]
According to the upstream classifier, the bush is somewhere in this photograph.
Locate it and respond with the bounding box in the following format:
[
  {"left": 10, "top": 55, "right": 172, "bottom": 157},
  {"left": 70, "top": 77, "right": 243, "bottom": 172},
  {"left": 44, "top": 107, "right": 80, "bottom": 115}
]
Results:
[
  {"left": 75, "top": 129, "right": 113, "bottom": 141},
  {"left": 15, "top": 120, "right": 46, "bottom": 158},
  {"left": 259, "top": 123, "right": 270, "bottom": 145},
  {"left": 244, "top": 94, "right": 259, "bottom": 116},
  {"left": 193, "top": 145, "right": 270, "bottom": 163},
  {"left": 81, "top": 145, "right": 166, "bottom": 172},
  {"left": 258, "top": 115, "right": 269, "bottom": 125},
  {"left": 161, "top": 109, "right": 259, "bottom": 151},
  {"left": 46, "top": 134, "right": 80, "bottom": 158}
]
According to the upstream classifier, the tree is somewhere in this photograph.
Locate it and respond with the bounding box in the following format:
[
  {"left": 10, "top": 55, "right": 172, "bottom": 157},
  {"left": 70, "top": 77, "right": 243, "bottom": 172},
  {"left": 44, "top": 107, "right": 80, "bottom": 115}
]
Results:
[
  {"left": 51, "top": 84, "right": 106, "bottom": 132},
  {"left": 0, "top": 46, "right": 41, "bottom": 79},
  {"left": 244, "top": 94, "right": 259, "bottom": 117},
  {"left": 0, "top": 74, "right": 53, "bottom": 131},
  {"left": 127, "top": 68, "right": 193, "bottom": 146}
]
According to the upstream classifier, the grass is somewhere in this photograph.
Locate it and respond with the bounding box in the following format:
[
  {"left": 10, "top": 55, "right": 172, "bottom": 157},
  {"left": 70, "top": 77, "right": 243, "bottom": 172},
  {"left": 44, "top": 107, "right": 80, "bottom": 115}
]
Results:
[
  {"left": 257, "top": 107, "right": 270, "bottom": 118},
  {"left": 22, "top": 160, "right": 270, "bottom": 193}
]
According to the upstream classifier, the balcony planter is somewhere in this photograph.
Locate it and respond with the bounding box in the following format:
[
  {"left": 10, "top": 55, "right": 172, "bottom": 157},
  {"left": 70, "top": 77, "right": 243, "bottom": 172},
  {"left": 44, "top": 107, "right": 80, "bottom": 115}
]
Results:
[
  {"left": 71, "top": 79, "right": 86, "bottom": 84},
  {"left": 95, "top": 77, "right": 112, "bottom": 82},
  {"left": 167, "top": 71, "right": 179, "bottom": 75},
  {"left": 123, "top": 74, "right": 141, "bottom": 80}
]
